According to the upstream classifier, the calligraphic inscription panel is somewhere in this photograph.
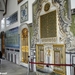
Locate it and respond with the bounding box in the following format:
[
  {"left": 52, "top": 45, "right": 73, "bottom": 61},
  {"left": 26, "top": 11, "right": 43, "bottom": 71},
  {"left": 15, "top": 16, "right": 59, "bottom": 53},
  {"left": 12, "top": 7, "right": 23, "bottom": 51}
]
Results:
[{"left": 40, "top": 10, "right": 56, "bottom": 38}]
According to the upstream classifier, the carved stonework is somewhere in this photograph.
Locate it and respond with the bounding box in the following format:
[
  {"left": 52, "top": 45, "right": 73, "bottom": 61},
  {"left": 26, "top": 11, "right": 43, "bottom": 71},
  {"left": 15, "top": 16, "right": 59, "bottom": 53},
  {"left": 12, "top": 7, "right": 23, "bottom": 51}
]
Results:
[
  {"left": 44, "top": 2, "right": 50, "bottom": 12},
  {"left": 52, "top": 0, "right": 72, "bottom": 49},
  {"left": 31, "top": 0, "right": 50, "bottom": 48},
  {"left": 52, "top": 0, "right": 71, "bottom": 32},
  {"left": 41, "top": 38, "right": 57, "bottom": 43},
  {"left": 32, "top": 0, "right": 71, "bottom": 49}
]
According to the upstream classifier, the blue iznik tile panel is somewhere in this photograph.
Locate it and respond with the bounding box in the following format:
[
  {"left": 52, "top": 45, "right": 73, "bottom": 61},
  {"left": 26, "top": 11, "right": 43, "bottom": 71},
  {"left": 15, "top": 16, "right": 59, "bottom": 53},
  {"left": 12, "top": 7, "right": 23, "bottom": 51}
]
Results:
[{"left": 5, "top": 27, "right": 20, "bottom": 48}]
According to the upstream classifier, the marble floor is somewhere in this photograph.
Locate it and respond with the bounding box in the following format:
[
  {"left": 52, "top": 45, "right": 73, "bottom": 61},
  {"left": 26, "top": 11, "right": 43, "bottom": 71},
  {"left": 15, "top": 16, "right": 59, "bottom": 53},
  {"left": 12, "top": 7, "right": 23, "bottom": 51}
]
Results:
[
  {"left": 0, "top": 59, "right": 56, "bottom": 75},
  {"left": 0, "top": 59, "right": 36, "bottom": 75}
]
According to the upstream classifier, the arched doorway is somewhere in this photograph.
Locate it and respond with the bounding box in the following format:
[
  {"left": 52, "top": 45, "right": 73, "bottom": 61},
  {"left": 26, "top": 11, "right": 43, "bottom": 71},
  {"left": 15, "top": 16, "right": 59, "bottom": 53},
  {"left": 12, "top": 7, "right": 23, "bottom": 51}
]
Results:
[{"left": 21, "top": 28, "right": 28, "bottom": 63}]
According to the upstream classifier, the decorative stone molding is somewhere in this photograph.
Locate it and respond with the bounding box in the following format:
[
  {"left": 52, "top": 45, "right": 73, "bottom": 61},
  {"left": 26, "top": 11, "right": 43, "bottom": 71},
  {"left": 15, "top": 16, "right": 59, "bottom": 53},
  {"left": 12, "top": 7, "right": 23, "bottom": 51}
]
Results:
[
  {"left": 31, "top": 0, "right": 50, "bottom": 48},
  {"left": 31, "top": 0, "right": 72, "bottom": 50},
  {"left": 44, "top": 2, "right": 50, "bottom": 12},
  {"left": 52, "top": 0, "right": 72, "bottom": 49},
  {"left": 41, "top": 38, "right": 57, "bottom": 43}
]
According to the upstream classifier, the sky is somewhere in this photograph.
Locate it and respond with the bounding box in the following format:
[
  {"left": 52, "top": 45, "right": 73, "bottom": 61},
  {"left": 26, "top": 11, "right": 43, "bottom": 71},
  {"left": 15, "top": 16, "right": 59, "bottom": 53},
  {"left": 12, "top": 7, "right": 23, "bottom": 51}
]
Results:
[{"left": 71, "top": 0, "right": 75, "bottom": 9}]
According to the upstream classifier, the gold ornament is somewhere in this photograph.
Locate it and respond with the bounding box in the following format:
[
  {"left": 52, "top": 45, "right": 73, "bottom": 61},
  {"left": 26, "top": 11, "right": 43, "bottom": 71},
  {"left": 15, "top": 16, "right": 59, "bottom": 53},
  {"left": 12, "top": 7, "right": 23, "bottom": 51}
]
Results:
[{"left": 44, "top": 3, "right": 50, "bottom": 11}]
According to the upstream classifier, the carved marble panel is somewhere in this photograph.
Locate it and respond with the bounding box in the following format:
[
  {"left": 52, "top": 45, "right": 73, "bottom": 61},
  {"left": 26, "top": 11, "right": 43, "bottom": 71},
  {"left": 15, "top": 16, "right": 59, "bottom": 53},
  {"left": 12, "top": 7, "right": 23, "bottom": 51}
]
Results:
[
  {"left": 53, "top": 44, "right": 66, "bottom": 74},
  {"left": 36, "top": 44, "right": 44, "bottom": 68}
]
